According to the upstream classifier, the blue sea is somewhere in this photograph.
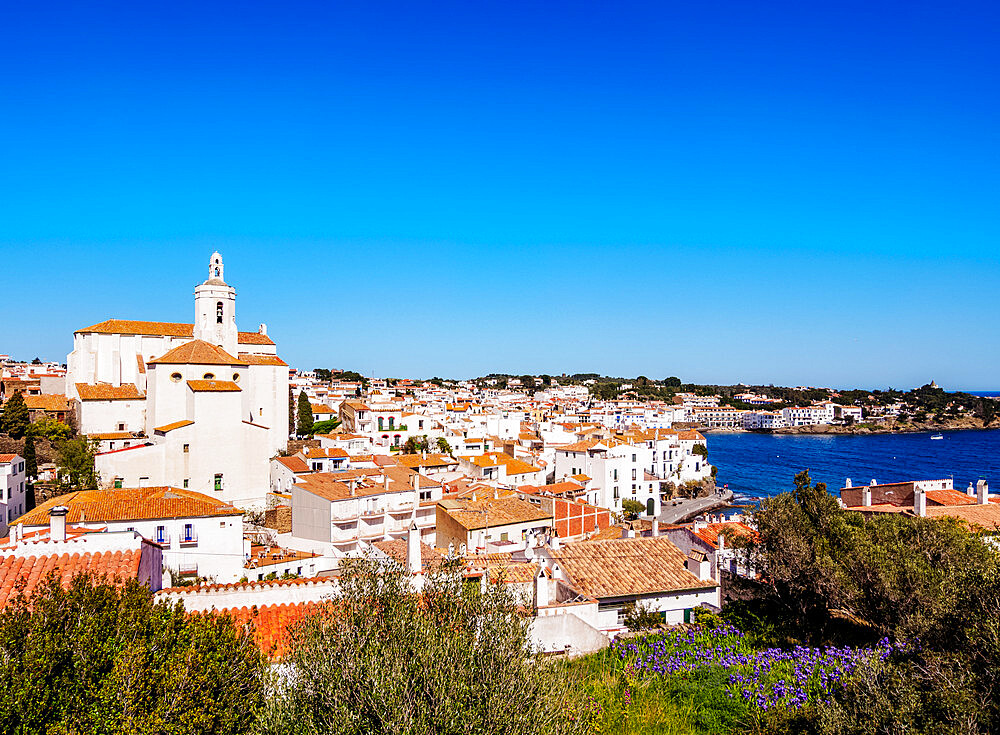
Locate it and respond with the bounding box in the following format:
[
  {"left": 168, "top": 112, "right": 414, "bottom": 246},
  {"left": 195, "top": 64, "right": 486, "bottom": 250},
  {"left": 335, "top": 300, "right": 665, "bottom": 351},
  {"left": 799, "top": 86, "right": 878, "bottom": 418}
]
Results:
[{"left": 708, "top": 429, "right": 1000, "bottom": 502}]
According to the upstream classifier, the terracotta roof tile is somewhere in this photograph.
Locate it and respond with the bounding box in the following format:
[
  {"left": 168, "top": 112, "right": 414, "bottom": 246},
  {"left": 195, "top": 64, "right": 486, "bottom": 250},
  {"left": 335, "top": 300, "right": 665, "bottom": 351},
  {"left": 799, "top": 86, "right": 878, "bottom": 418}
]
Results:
[
  {"left": 14, "top": 487, "right": 242, "bottom": 526},
  {"left": 238, "top": 353, "right": 288, "bottom": 366},
  {"left": 439, "top": 497, "right": 551, "bottom": 531},
  {"left": 154, "top": 420, "right": 194, "bottom": 433},
  {"left": 148, "top": 340, "right": 247, "bottom": 366},
  {"left": 550, "top": 536, "right": 717, "bottom": 598},
  {"left": 220, "top": 602, "right": 317, "bottom": 659},
  {"left": 75, "top": 383, "right": 143, "bottom": 400},
  {"left": 23, "top": 394, "right": 70, "bottom": 412},
  {"left": 187, "top": 379, "right": 241, "bottom": 392},
  {"left": 0, "top": 550, "right": 143, "bottom": 608},
  {"left": 75, "top": 319, "right": 274, "bottom": 345}
]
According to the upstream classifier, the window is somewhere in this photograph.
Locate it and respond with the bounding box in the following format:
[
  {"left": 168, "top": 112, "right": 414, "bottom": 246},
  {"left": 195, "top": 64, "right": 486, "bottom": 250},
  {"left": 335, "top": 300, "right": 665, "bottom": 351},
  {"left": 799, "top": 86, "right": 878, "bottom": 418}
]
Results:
[
  {"left": 183, "top": 444, "right": 190, "bottom": 453},
  {"left": 183, "top": 479, "right": 189, "bottom": 488},
  {"left": 183, "top": 523, "right": 195, "bottom": 542},
  {"left": 419, "top": 490, "right": 433, "bottom": 501},
  {"left": 113, "top": 478, "right": 123, "bottom": 489},
  {"left": 613, "top": 469, "right": 618, "bottom": 481},
  {"left": 155, "top": 525, "right": 167, "bottom": 544},
  {"left": 214, "top": 474, "right": 223, "bottom": 491},
  {"left": 203, "top": 372, "right": 215, "bottom": 380},
  {"left": 220, "top": 521, "right": 226, "bottom": 528},
  {"left": 216, "top": 301, "right": 224, "bottom": 324},
  {"left": 500, "top": 532, "right": 509, "bottom": 542},
  {"left": 418, "top": 420, "right": 424, "bottom": 429},
  {"left": 232, "top": 372, "right": 240, "bottom": 382},
  {"left": 632, "top": 469, "right": 636, "bottom": 481},
  {"left": 118, "top": 423, "right": 125, "bottom": 431},
  {"left": 170, "top": 372, "right": 182, "bottom": 383}
]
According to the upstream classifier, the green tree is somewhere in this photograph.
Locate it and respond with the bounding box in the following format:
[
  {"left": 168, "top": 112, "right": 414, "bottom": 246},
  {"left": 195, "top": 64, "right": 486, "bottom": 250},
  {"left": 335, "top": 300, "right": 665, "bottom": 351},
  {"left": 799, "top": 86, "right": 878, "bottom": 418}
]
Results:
[
  {"left": 22, "top": 434, "right": 37, "bottom": 480},
  {"left": 0, "top": 391, "right": 30, "bottom": 439},
  {"left": 436, "top": 437, "right": 452, "bottom": 455},
  {"left": 25, "top": 415, "right": 72, "bottom": 441},
  {"left": 288, "top": 387, "right": 295, "bottom": 436},
  {"left": 621, "top": 498, "right": 645, "bottom": 519},
  {"left": 402, "top": 435, "right": 430, "bottom": 454},
  {"left": 0, "top": 573, "right": 266, "bottom": 734},
  {"left": 257, "top": 557, "right": 586, "bottom": 735},
  {"left": 691, "top": 443, "right": 708, "bottom": 459},
  {"left": 314, "top": 368, "right": 332, "bottom": 382},
  {"left": 664, "top": 376, "right": 682, "bottom": 387},
  {"left": 57, "top": 437, "right": 98, "bottom": 490},
  {"left": 296, "top": 391, "right": 314, "bottom": 436}
]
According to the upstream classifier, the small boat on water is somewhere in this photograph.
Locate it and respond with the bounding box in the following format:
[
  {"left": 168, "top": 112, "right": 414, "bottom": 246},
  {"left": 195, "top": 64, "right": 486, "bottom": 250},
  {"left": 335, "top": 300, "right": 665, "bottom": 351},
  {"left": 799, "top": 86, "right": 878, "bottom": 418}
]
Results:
[{"left": 930, "top": 433, "right": 944, "bottom": 440}]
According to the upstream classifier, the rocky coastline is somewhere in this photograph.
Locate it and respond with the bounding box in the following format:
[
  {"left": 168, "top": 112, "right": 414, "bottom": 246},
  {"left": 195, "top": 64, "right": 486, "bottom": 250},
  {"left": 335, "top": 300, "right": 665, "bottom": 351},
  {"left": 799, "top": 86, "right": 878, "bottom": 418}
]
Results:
[{"left": 701, "top": 416, "right": 999, "bottom": 437}]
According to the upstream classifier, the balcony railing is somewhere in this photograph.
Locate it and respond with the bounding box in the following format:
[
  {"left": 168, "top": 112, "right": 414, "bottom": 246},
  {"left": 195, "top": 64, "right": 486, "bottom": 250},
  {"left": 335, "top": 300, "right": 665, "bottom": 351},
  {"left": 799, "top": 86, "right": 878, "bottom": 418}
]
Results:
[
  {"left": 179, "top": 530, "right": 198, "bottom": 546},
  {"left": 154, "top": 533, "right": 170, "bottom": 545}
]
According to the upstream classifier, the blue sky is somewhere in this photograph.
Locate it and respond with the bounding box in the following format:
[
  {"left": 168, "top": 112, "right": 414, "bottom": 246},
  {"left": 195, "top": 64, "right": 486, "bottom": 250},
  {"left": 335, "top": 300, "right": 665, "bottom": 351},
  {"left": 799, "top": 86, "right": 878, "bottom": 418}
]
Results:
[{"left": 1, "top": 1, "right": 997, "bottom": 388}]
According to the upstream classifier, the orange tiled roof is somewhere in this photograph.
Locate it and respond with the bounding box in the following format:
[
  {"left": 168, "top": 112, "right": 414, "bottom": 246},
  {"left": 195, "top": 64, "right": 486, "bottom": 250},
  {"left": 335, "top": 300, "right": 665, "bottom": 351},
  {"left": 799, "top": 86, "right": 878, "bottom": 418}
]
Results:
[
  {"left": 153, "top": 420, "right": 194, "bottom": 433},
  {"left": 0, "top": 551, "right": 143, "bottom": 608},
  {"left": 148, "top": 340, "right": 247, "bottom": 366},
  {"left": 550, "top": 537, "right": 717, "bottom": 598},
  {"left": 75, "top": 319, "right": 274, "bottom": 345},
  {"left": 187, "top": 379, "right": 241, "bottom": 392},
  {"left": 222, "top": 602, "right": 317, "bottom": 659},
  {"left": 75, "top": 383, "right": 143, "bottom": 401},
  {"left": 275, "top": 455, "right": 310, "bottom": 472},
  {"left": 372, "top": 539, "right": 444, "bottom": 571},
  {"left": 14, "top": 486, "right": 242, "bottom": 526},
  {"left": 925, "top": 502, "right": 1000, "bottom": 531},
  {"left": 0, "top": 454, "right": 20, "bottom": 463},
  {"left": 692, "top": 521, "right": 757, "bottom": 549},
  {"left": 238, "top": 353, "right": 288, "bottom": 366},
  {"left": 440, "top": 496, "right": 551, "bottom": 531},
  {"left": 23, "top": 394, "right": 69, "bottom": 412}
]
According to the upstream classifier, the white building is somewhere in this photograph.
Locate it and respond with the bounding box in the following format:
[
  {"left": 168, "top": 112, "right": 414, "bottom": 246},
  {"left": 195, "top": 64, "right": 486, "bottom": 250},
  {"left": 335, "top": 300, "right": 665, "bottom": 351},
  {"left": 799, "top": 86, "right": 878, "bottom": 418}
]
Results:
[
  {"left": 13, "top": 486, "right": 247, "bottom": 583},
  {"left": 68, "top": 253, "right": 290, "bottom": 507},
  {"left": 0, "top": 454, "right": 27, "bottom": 536}
]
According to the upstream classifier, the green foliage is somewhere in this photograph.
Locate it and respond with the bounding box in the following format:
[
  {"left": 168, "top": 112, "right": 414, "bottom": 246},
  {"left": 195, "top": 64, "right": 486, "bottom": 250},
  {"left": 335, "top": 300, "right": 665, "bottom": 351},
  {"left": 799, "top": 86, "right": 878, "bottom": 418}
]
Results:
[
  {"left": 0, "top": 391, "right": 30, "bottom": 439},
  {"left": 22, "top": 434, "right": 37, "bottom": 479},
  {"left": 436, "top": 437, "right": 452, "bottom": 454},
  {"left": 402, "top": 434, "right": 430, "bottom": 454},
  {"left": 691, "top": 443, "right": 708, "bottom": 459},
  {"left": 0, "top": 573, "right": 266, "bottom": 734},
  {"left": 740, "top": 469, "right": 1000, "bottom": 732},
  {"left": 313, "top": 368, "right": 332, "bottom": 381},
  {"left": 57, "top": 437, "right": 98, "bottom": 490},
  {"left": 310, "top": 418, "right": 341, "bottom": 435},
  {"left": 664, "top": 376, "right": 682, "bottom": 387},
  {"left": 567, "top": 644, "right": 751, "bottom": 735},
  {"left": 26, "top": 415, "right": 73, "bottom": 441},
  {"left": 296, "top": 390, "right": 314, "bottom": 436},
  {"left": 621, "top": 499, "right": 646, "bottom": 518},
  {"left": 624, "top": 601, "right": 664, "bottom": 631},
  {"left": 257, "top": 556, "right": 586, "bottom": 735}
]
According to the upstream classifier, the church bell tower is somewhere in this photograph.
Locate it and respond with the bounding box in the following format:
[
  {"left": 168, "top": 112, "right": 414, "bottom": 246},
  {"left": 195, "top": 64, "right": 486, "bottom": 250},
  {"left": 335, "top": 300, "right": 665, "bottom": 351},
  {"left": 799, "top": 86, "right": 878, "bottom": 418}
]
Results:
[{"left": 193, "top": 251, "right": 238, "bottom": 354}]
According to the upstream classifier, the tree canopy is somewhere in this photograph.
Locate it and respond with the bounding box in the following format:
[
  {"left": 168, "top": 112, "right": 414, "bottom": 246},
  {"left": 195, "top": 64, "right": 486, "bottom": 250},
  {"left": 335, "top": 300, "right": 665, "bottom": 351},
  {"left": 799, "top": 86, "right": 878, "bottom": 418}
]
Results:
[
  {"left": 257, "top": 556, "right": 586, "bottom": 735},
  {"left": 0, "top": 392, "right": 30, "bottom": 439},
  {"left": 0, "top": 573, "right": 266, "bottom": 734},
  {"left": 296, "top": 391, "right": 314, "bottom": 436}
]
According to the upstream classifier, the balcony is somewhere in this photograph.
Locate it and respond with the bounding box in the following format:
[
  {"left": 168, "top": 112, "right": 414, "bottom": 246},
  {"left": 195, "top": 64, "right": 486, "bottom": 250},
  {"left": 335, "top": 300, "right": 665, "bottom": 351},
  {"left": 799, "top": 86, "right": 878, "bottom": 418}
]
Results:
[
  {"left": 153, "top": 533, "right": 171, "bottom": 546},
  {"left": 179, "top": 530, "right": 198, "bottom": 546}
]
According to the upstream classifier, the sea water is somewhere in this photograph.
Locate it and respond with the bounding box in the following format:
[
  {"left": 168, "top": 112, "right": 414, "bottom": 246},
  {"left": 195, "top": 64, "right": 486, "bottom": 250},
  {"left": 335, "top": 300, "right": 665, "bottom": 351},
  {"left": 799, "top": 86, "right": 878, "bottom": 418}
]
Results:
[{"left": 707, "top": 429, "right": 1000, "bottom": 502}]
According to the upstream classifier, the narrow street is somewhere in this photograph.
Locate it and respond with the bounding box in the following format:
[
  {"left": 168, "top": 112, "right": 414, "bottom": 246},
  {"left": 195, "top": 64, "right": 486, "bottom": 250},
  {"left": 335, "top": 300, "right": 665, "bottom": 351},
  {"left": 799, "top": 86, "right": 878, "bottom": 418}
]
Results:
[{"left": 659, "top": 488, "right": 735, "bottom": 524}]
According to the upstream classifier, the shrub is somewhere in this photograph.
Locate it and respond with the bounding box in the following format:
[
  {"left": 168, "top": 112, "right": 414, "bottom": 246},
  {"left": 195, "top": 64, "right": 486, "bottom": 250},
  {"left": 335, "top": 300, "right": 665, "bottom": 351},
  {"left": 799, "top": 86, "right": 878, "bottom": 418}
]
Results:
[
  {"left": 257, "top": 556, "right": 587, "bottom": 735},
  {"left": 0, "top": 573, "right": 266, "bottom": 734}
]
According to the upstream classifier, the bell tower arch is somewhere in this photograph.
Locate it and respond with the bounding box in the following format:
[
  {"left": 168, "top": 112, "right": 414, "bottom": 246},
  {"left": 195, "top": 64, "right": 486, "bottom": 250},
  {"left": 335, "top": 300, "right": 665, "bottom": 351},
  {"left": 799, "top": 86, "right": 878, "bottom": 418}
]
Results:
[{"left": 193, "top": 251, "right": 238, "bottom": 354}]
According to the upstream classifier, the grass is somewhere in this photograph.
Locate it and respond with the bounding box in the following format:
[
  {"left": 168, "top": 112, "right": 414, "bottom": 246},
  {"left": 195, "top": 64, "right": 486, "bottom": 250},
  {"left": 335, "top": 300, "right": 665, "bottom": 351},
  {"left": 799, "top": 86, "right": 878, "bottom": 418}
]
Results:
[{"left": 563, "top": 643, "right": 753, "bottom": 735}]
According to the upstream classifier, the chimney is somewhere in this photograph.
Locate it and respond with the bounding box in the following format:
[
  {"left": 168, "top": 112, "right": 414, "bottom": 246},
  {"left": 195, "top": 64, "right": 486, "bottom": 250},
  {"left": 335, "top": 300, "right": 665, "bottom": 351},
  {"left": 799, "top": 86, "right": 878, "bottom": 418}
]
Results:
[
  {"left": 548, "top": 531, "right": 560, "bottom": 551},
  {"left": 861, "top": 486, "right": 872, "bottom": 507},
  {"left": 967, "top": 482, "right": 976, "bottom": 497},
  {"left": 870, "top": 479, "right": 877, "bottom": 486},
  {"left": 259, "top": 323, "right": 267, "bottom": 336},
  {"left": 406, "top": 522, "right": 421, "bottom": 574},
  {"left": 717, "top": 532, "right": 726, "bottom": 551},
  {"left": 384, "top": 474, "right": 390, "bottom": 492},
  {"left": 977, "top": 480, "right": 989, "bottom": 505},
  {"left": 651, "top": 519, "right": 660, "bottom": 537},
  {"left": 49, "top": 506, "right": 68, "bottom": 542},
  {"left": 349, "top": 479, "right": 356, "bottom": 497},
  {"left": 411, "top": 473, "right": 420, "bottom": 491},
  {"left": 914, "top": 488, "right": 926, "bottom": 517},
  {"left": 693, "top": 519, "right": 707, "bottom": 532},
  {"left": 534, "top": 567, "right": 549, "bottom": 608},
  {"left": 845, "top": 477, "right": 852, "bottom": 488},
  {"left": 685, "top": 550, "right": 711, "bottom": 581}
]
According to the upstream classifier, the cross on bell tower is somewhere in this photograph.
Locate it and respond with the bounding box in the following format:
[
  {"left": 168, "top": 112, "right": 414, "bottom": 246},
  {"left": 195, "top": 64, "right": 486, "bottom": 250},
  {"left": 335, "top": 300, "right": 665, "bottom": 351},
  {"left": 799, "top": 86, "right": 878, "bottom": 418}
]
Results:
[{"left": 193, "top": 252, "right": 238, "bottom": 354}]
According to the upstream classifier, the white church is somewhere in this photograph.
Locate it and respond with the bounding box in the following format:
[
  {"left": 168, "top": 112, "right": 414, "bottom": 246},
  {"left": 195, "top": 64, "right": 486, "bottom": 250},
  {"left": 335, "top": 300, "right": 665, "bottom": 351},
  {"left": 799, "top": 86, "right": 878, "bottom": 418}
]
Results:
[{"left": 67, "top": 253, "right": 289, "bottom": 507}]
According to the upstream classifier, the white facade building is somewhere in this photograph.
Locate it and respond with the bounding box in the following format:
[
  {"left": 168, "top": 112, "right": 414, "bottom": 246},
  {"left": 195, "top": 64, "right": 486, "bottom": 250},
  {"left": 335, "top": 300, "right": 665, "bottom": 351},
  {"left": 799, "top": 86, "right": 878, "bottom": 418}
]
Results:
[
  {"left": 68, "top": 254, "right": 289, "bottom": 508},
  {"left": 0, "top": 454, "right": 27, "bottom": 536}
]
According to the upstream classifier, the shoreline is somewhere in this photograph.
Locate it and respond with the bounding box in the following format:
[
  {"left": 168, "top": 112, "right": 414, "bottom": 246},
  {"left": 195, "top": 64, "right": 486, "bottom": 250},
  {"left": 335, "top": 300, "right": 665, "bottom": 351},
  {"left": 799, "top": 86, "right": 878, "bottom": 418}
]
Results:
[{"left": 701, "top": 423, "right": 999, "bottom": 437}]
